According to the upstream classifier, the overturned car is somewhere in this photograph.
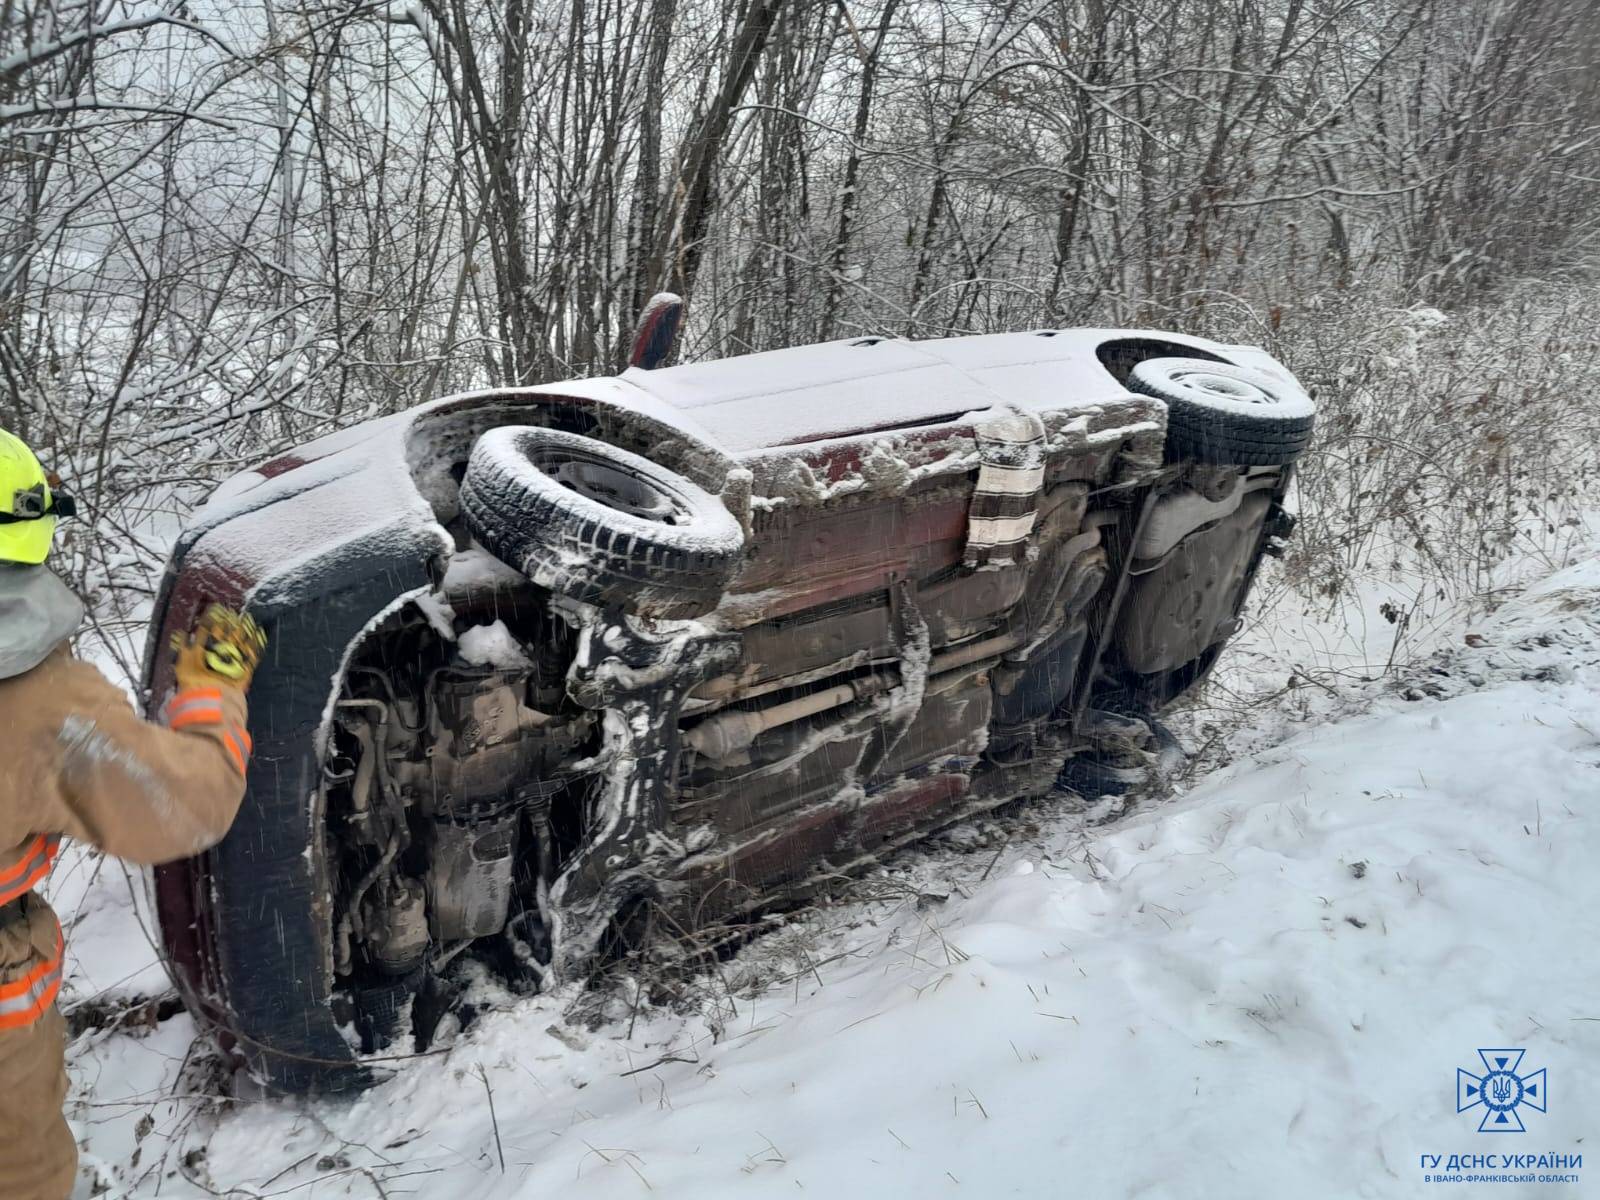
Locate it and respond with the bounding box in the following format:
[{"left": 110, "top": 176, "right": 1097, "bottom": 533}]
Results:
[{"left": 142, "top": 327, "right": 1312, "bottom": 1092}]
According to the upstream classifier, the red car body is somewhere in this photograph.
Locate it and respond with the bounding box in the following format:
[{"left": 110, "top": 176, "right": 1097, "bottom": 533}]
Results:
[{"left": 144, "top": 328, "right": 1308, "bottom": 1091}]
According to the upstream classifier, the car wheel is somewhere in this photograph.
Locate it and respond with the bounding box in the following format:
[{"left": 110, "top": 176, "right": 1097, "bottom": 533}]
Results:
[
  {"left": 1127, "top": 356, "right": 1315, "bottom": 466},
  {"left": 459, "top": 426, "right": 745, "bottom": 618}
]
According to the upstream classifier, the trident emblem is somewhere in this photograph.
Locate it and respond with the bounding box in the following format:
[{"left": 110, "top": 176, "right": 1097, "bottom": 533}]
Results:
[{"left": 1457, "top": 1049, "right": 1547, "bottom": 1132}]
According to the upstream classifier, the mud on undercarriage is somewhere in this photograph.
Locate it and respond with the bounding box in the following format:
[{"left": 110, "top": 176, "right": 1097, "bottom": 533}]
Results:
[{"left": 324, "top": 452, "right": 1295, "bottom": 1056}]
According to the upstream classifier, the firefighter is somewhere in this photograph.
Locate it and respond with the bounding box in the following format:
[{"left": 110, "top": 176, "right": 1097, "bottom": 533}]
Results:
[{"left": 0, "top": 429, "right": 265, "bottom": 1200}]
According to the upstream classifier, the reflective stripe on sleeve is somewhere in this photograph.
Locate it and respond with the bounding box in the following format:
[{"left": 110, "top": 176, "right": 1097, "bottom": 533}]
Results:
[
  {"left": 0, "top": 835, "right": 60, "bottom": 906},
  {"left": 168, "top": 707, "right": 225, "bottom": 731},
  {"left": 220, "top": 725, "right": 251, "bottom": 775},
  {"left": 0, "top": 923, "right": 63, "bottom": 1030},
  {"left": 163, "top": 687, "right": 225, "bottom": 729}
]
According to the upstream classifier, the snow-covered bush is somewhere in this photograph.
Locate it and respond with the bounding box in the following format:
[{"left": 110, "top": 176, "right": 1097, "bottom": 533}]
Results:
[{"left": 1279, "top": 286, "right": 1600, "bottom": 611}]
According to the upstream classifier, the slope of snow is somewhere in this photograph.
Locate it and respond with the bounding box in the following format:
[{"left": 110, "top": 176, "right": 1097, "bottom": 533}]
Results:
[{"left": 58, "top": 558, "right": 1600, "bottom": 1198}]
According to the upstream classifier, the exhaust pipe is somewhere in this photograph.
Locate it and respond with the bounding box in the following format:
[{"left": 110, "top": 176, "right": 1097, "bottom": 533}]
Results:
[{"left": 685, "top": 631, "right": 1022, "bottom": 761}]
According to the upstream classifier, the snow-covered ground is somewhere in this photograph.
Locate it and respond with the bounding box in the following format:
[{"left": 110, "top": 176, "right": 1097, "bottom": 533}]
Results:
[{"left": 49, "top": 552, "right": 1600, "bottom": 1198}]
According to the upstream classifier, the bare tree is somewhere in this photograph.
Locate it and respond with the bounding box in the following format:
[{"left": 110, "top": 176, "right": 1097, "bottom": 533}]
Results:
[{"left": 3, "top": 0, "right": 1598, "bottom": 633}]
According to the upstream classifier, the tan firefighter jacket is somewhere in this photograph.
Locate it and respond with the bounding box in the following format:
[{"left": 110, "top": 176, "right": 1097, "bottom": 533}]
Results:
[{"left": 0, "top": 566, "right": 251, "bottom": 1030}]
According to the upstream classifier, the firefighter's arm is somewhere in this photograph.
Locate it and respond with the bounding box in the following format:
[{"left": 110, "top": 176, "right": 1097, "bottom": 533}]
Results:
[{"left": 48, "top": 607, "right": 264, "bottom": 865}]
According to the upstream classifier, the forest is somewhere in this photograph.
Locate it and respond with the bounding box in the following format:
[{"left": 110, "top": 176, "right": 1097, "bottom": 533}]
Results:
[{"left": 3, "top": 0, "right": 1599, "bottom": 665}]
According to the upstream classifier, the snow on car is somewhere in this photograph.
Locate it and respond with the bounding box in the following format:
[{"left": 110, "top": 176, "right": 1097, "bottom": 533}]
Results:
[{"left": 140, "top": 327, "right": 1313, "bottom": 1091}]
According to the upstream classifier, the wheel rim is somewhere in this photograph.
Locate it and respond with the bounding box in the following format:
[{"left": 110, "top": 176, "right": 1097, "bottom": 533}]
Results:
[
  {"left": 1168, "top": 368, "right": 1277, "bottom": 406},
  {"left": 530, "top": 448, "right": 684, "bottom": 524}
]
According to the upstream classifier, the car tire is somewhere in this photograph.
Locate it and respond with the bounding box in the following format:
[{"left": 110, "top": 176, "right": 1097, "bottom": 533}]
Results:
[
  {"left": 459, "top": 426, "right": 745, "bottom": 618},
  {"left": 1127, "top": 356, "right": 1315, "bottom": 466}
]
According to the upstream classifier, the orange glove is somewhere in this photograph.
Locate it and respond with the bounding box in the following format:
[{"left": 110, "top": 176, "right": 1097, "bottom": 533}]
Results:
[{"left": 172, "top": 604, "right": 268, "bottom": 693}]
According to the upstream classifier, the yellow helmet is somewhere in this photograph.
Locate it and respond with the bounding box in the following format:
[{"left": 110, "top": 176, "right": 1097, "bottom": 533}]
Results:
[{"left": 0, "top": 430, "right": 75, "bottom": 565}]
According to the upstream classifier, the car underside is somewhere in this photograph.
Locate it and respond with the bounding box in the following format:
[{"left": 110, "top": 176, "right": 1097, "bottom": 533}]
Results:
[{"left": 141, "top": 327, "right": 1310, "bottom": 1092}]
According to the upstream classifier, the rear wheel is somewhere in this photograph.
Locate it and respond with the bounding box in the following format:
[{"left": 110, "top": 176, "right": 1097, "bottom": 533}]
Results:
[
  {"left": 1128, "top": 357, "right": 1315, "bottom": 466},
  {"left": 460, "top": 427, "right": 744, "bottom": 618}
]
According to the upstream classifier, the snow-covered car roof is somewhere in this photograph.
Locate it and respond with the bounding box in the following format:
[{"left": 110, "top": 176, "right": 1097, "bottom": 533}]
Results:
[
  {"left": 170, "top": 328, "right": 1284, "bottom": 617},
  {"left": 613, "top": 327, "right": 1263, "bottom": 453},
  {"left": 209, "top": 327, "right": 1268, "bottom": 512}
]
